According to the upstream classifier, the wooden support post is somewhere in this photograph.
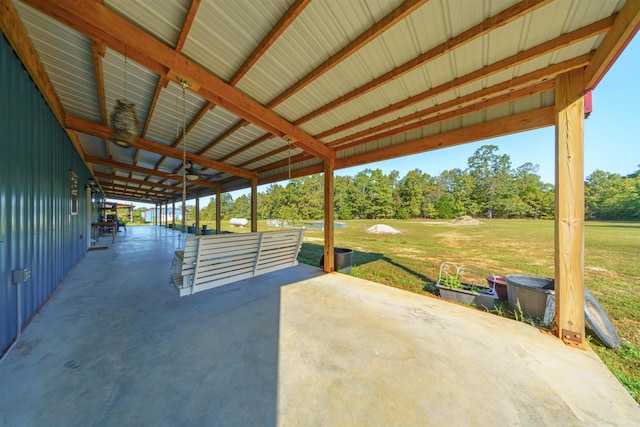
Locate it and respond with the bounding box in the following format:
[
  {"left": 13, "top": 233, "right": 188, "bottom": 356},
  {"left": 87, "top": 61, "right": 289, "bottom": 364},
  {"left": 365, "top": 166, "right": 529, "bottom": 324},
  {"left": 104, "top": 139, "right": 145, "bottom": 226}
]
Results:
[
  {"left": 215, "top": 187, "right": 221, "bottom": 234},
  {"left": 323, "top": 159, "right": 335, "bottom": 273},
  {"left": 251, "top": 177, "right": 258, "bottom": 232},
  {"left": 555, "top": 68, "right": 586, "bottom": 347},
  {"left": 195, "top": 193, "right": 200, "bottom": 235},
  {"left": 172, "top": 201, "right": 175, "bottom": 229}
]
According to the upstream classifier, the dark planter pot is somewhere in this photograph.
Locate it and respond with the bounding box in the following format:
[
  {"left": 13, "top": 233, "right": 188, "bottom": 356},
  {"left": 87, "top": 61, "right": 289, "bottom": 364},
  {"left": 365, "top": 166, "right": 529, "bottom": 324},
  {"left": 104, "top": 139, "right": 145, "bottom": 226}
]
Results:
[
  {"left": 187, "top": 226, "right": 195, "bottom": 234},
  {"left": 436, "top": 283, "right": 498, "bottom": 310},
  {"left": 505, "top": 274, "right": 555, "bottom": 321},
  {"left": 319, "top": 248, "right": 354, "bottom": 274},
  {"left": 201, "top": 229, "right": 213, "bottom": 235},
  {"left": 486, "top": 275, "right": 508, "bottom": 301}
]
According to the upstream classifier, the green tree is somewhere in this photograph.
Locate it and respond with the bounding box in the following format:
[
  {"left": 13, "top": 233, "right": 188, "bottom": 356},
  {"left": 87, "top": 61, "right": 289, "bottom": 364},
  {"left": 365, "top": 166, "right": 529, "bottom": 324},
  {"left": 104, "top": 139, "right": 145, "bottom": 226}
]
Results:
[
  {"left": 397, "top": 169, "right": 427, "bottom": 218},
  {"left": 200, "top": 197, "right": 216, "bottom": 221},
  {"left": 230, "top": 194, "right": 250, "bottom": 219},
  {"left": 437, "top": 169, "right": 476, "bottom": 217},
  {"left": 350, "top": 169, "right": 373, "bottom": 219},
  {"left": 299, "top": 175, "right": 324, "bottom": 219},
  {"left": 334, "top": 176, "right": 354, "bottom": 220},
  {"left": 466, "top": 145, "right": 516, "bottom": 218},
  {"left": 369, "top": 169, "right": 395, "bottom": 219},
  {"left": 586, "top": 170, "right": 640, "bottom": 220},
  {"left": 434, "top": 193, "right": 456, "bottom": 218},
  {"left": 514, "top": 163, "right": 554, "bottom": 219}
]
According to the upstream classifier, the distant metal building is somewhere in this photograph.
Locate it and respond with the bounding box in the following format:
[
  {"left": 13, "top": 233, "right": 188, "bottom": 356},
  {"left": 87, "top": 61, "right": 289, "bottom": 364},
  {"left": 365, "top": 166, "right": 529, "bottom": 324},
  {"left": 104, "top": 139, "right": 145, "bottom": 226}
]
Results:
[{"left": 0, "top": 34, "right": 97, "bottom": 355}]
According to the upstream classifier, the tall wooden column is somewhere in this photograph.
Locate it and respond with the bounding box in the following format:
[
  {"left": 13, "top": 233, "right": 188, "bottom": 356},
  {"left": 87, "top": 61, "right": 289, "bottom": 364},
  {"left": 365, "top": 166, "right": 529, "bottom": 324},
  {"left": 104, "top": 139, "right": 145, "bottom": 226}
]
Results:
[
  {"left": 195, "top": 193, "right": 200, "bottom": 235},
  {"left": 555, "top": 68, "right": 586, "bottom": 347},
  {"left": 215, "top": 187, "right": 221, "bottom": 234},
  {"left": 172, "top": 201, "right": 175, "bottom": 229},
  {"left": 251, "top": 177, "right": 258, "bottom": 232},
  {"left": 323, "top": 159, "right": 335, "bottom": 273}
]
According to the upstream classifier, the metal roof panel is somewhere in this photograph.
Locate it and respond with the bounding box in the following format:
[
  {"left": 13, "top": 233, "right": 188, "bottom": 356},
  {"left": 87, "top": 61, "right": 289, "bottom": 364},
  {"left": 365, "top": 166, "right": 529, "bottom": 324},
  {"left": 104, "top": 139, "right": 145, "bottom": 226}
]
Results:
[
  {"left": 14, "top": 3, "right": 101, "bottom": 122},
  {"left": 103, "top": 0, "right": 187, "bottom": 47}
]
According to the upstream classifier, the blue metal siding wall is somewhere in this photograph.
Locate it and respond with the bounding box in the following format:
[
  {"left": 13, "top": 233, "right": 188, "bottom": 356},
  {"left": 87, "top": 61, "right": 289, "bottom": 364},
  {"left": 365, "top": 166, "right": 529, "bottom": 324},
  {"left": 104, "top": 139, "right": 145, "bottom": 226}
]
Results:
[{"left": 1, "top": 33, "right": 93, "bottom": 354}]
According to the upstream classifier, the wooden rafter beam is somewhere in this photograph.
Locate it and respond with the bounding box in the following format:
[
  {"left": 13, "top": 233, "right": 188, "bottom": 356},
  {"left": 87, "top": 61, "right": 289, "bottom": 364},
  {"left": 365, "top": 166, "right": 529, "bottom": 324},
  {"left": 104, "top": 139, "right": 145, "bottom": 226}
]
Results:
[
  {"left": 141, "top": 78, "right": 168, "bottom": 138},
  {"left": 259, "top": 80, "right": 554, "bottom": 175},
  {"left": 153, "top": 100, "right": 216, "bottom": 176},
  {"left": 315, "top": 17, "right": 613, "bottom": 140},
  {"left": 135, "top": 76, "right": 168, "bottom": 166},
  {"left": 328, "top": 53, "right": 589, "bottom": 149},
  {"left": 173, "top": 101, "right": 215, "bottom": 150},
  {"left": 251, "top": 53, "right": 586, "bottom": 175},
  {"left": 229, "top": 0, "right": 311, "bottom": 86},
  {"left": 101, "top": 183, "right": 179, "bottom": 200},
  {"left": 103, "top": 192, "right": 172, "bottom": 203},
  {"left": 254, "top": 151, "right": 308, "bottom": 174},
  {"left": 336, "top": 107, "right": 555, "bottom": 169},
  {"left": 196, "top": 0, "right": 307, "bottom": 156},
  {"left": 94, "top": 172, "right": 199, "bottom": 193},
  {"left": 86, "top": 155, "right": 221, "bottom": 190},
  {"left": 175, "top": 0, "right": 201, "bottom": 53},
  {"left": 65, "top": 115, "right": 256, "bottom": 179},
  {"left": 219, "top": 134, "right": 275, "bottom": 163},
  {"left": 294, "top": 0, "right": 553, "bottom": 126},
  {"left": 197, "top": 119, "right": 248, "bottom": 156},
  {"left": 203, "top": 0, "right": 428, "bottom": 161},
  {"left": 585, "top": 0, "right": 640, "bottom": 89},
  {"left": 22, "top": 0, "right": 168, "bottom": 76},
  {"left": 237, "top": 144, "right": 289, "bottom": 169},
  {"left": 90, "top": 41, "right": 107, "bottom": 125},
  {"left": 337, "top": 80, "right": 555, "bottom": 151},
  {"left": 145, "top": 1, "right": 201, "bottom": 176},
  {"left": 334, "top": 81, "right": 557, "bottom": 152},
  {"left": 267, "top": 0, "right": 429, "bottom": 108},
  {"left": 26, "top": 0, "right": 334, "bottom": 161},
  {"left": 259, "top": 163, "right": 324, "bottom": 186},
  {"left": 90, "top": 40, "right": 112, "bottom": 161}
]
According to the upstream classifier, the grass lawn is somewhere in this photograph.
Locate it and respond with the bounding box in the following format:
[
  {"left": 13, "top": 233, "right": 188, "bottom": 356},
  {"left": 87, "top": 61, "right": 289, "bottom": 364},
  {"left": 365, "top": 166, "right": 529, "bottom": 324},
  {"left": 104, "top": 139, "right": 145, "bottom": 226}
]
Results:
[{"left": 289, "top": 218, "right": 639, "bottom": 403}]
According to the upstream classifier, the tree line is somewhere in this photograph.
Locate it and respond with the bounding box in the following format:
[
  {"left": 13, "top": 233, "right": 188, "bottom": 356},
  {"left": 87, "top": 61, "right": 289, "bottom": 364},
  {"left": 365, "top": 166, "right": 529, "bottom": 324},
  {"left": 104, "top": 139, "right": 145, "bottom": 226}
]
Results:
[{"left": 193, "top": 145, "right": 638, "bottom": 222}]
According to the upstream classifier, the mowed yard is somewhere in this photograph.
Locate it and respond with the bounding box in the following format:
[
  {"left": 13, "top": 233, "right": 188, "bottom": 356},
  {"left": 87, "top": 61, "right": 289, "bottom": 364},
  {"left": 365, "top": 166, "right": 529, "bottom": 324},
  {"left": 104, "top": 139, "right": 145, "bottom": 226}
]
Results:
[{"left": 287, "top": 218, "right": 639, "bottom": 404}]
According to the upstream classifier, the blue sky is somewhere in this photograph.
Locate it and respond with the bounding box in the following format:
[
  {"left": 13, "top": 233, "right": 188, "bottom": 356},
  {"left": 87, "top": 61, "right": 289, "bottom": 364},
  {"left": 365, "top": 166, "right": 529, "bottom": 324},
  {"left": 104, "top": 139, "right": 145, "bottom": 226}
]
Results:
[{"left": 120, "top": 34, "right": 639, "bottom": 208}]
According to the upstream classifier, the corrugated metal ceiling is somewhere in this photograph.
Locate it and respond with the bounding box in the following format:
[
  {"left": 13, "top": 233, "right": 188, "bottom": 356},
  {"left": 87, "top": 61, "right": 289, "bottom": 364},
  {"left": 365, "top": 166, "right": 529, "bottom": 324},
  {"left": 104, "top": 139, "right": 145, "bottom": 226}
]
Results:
[{"left": 4, "top": 0, "right": 636, "bottom": 204}]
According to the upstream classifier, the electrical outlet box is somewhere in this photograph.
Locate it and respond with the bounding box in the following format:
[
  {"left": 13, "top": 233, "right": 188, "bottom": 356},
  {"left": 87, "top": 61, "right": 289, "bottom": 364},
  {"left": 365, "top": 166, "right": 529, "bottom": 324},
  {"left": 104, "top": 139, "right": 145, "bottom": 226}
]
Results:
[{"left": 12, "top": 268, "right": 31, "bottom": 284}]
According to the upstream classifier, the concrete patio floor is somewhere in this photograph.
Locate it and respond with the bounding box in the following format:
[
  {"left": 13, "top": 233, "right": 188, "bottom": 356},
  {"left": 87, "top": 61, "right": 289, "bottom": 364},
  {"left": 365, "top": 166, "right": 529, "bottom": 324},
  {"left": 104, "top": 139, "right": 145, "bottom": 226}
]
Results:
[{"left": 1, "top": 225, "right": 638, "bottom": 426}]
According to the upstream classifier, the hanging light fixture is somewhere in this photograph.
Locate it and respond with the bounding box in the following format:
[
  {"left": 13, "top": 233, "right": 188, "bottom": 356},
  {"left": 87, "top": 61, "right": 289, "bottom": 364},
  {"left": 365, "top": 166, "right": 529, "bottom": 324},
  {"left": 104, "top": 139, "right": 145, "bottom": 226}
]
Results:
[{"left": 110, "top": 45, "right": 139, "bottom": 148}]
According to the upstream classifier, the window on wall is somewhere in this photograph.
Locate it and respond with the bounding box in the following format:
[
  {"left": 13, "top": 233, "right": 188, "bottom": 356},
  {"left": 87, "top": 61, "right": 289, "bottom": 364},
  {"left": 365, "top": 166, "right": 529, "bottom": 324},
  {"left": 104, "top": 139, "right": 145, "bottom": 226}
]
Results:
[{"left": 70, "top": 169, "right": 78, "bottom": 215}]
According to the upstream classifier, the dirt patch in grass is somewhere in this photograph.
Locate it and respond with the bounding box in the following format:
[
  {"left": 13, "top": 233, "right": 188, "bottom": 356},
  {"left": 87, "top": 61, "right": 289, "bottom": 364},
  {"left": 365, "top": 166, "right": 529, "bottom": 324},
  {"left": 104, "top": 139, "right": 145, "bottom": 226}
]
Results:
[
  {"left": 449, "top": 215, "right": 481, "bottom": 226},
  {"left": 434, "top": 232, "right": 473, "bottom": 247},
  {"left": 389, "top": 246, "right": 426, "bottom": 260}
]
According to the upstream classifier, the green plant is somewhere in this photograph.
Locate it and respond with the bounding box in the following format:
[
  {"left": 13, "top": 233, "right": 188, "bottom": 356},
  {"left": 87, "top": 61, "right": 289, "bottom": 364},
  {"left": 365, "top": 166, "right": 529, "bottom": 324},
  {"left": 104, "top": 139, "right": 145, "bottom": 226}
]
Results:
[
  {"left": 513, "top": 299, "right": 524, "bottom": 322},
  {"left": 440, "top": 275, "right": 462, "bottom": 289},
  {"left": 490, "top": 301, "right": 509, "bottom": 316}
]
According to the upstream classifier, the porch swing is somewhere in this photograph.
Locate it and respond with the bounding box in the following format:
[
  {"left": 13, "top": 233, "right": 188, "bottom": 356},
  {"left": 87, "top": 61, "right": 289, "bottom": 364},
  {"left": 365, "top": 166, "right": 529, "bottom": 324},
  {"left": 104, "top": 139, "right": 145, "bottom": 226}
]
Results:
[{"left": 169, "top": 82, "right": 304, "bottom": 297}]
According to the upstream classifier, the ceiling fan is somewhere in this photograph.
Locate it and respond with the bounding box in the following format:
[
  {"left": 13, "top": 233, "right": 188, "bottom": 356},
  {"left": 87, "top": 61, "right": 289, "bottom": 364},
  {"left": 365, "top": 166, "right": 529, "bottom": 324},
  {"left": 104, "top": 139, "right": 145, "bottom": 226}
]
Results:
[{"left": 171, "top": 161, "right": 220, "bottom": 181}]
